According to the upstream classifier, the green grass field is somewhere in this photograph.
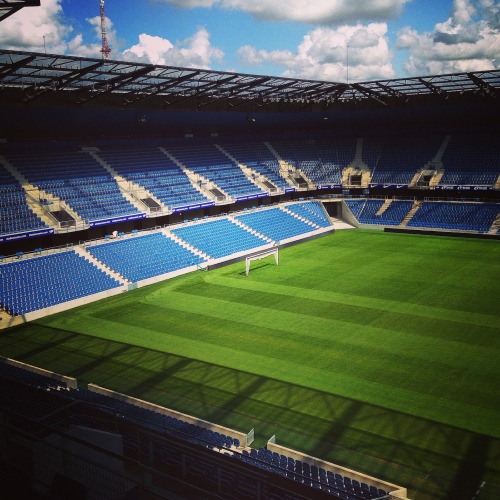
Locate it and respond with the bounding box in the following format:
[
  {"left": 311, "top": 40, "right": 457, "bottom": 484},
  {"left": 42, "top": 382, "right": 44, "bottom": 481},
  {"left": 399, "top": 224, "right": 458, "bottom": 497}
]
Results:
[{"left": 1, "top": 229, "right": 499, "bottom": 500}]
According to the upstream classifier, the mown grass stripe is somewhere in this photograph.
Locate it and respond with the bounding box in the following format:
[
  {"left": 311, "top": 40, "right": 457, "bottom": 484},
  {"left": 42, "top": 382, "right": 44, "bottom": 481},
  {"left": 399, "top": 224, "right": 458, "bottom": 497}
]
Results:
[{"left": 206, "top": 274, "right": 499, "bottom": 329}]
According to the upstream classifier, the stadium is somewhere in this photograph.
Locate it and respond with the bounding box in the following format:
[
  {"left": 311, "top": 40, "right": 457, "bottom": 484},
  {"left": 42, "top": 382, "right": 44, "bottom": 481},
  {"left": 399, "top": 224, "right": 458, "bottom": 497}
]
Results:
[{"left": 0, "top": 2, "right": 500, "bottom": 500}]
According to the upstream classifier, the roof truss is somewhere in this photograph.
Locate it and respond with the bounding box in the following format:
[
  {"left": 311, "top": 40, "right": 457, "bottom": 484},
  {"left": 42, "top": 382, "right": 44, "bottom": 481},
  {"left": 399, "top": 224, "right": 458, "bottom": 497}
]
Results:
[
  {"left": 0, "top": 0, "right": 40, "bottom": 22},
  {"left": 0, "top": 49, "right": 498, "bottom": 110}
]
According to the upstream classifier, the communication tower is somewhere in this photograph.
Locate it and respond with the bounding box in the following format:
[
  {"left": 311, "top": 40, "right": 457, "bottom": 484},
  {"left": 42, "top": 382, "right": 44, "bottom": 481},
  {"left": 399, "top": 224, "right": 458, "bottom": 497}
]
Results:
[{"left": 100, "top": 0, "right": 111, "bottom": 60}]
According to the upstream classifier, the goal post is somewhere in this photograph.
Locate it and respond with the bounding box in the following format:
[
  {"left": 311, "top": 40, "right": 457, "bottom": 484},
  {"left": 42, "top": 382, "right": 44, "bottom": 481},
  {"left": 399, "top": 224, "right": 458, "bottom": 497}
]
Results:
[{"left": 245, "top": 247, "right": 279, "bottom": 276}]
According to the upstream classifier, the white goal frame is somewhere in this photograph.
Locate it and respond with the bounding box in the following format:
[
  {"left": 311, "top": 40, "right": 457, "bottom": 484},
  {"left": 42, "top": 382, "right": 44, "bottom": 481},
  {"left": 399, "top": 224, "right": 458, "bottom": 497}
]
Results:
[{"left": 245, "top": 247, "right": 279, "bottom": 276}]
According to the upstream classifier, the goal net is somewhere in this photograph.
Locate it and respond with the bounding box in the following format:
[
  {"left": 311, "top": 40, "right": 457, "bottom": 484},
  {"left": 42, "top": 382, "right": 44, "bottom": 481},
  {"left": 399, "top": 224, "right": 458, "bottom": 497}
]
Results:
[{"left": 245, "top": 247, "right": 279, "bottom": 276}]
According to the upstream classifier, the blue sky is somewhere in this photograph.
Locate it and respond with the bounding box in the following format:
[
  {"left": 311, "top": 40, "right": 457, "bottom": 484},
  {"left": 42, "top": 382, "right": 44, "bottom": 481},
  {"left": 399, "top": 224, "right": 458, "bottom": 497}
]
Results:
[{"left": 1, "top": 0, "right": 498, "bottom": 82}]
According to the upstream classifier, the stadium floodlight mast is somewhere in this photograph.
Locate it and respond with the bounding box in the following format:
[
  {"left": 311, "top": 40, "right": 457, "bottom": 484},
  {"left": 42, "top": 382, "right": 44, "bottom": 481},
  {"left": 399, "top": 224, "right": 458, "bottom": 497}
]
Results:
[{"left": 100, "top": 0, "right": 111, "bottom": 60}]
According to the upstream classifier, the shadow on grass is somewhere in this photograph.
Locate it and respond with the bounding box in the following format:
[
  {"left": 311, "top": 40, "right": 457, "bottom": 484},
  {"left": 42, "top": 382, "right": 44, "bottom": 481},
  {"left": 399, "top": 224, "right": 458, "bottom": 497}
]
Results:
[
  {"left": 1, "top": 322, "right": 499, "bottom": 500},
  {"left": 238, "top": 261, "right": 273, "bottom": 276}
]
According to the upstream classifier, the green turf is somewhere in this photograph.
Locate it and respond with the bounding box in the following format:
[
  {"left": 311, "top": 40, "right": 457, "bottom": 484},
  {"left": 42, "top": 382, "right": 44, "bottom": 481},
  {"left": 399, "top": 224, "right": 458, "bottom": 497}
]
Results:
[{"left": 1, "top": 229, "right": 499, "bottom": 500}]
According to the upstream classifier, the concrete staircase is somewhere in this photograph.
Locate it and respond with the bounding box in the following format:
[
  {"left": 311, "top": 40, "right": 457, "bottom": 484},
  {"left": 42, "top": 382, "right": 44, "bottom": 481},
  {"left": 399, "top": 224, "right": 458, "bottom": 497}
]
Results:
[
  {"left": 280, "top": 206, "right": 319, "bottom": 229},
  {"left": 88, "top": 151, "right": 153, "bottom": 214},
  {"left": 263, "top": 142, "right": 308, "bottom": 189},
  {"left": 161, "top": 228, "right": 211, "bottom": 260},
  {"left": 0, "top": 155, "right": 71, "bottom": 229},
  {"left": 228, "top": 216, "right": 274, "bottom": 243},
  {"left": 375, "top": 199, "right": 392, "bottom": 215},
  {"left": 400, "top": 200, "right": 423, "bottom": 227},
  {"left": 341, "top": 138, "right": 371, "bottom": 187},
  {"left": 408, "top": 136, "right": 451, "bottom": 188},
  {"left": 428, "top": 171, "right": 445, "bottom": 188},
  {"left": 74, "top": 246, "right": 129, "bottom": 285},
  {"left": 432, "top": 135, "right": 452, "bottom": 165},
  {"left": 214, "top": 144, "right": 273, "bottom": 193},
  {"left": 350, "top": 138, "right": 369, "bottom": 170},
  {"left": 159, "top": 147, "right": 225, "bottom": 203},
  {"left": 488, "top": 213, "right": 500, "bottom": 234},
  {"left": 0, "top": 309, "right": 13, "bottom": 324},
  {"left": 422, "top": 135, "right": 451, "bottom": 188}
]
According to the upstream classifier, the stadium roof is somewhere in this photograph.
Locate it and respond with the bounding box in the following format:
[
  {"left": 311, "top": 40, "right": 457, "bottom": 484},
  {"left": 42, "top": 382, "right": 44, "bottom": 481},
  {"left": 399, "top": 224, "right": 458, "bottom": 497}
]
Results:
[
  {"left": 0, "top": 0, "right": 40, "bottom": 22},
  {"left": 0, "top": 49, "right": 499, "bottom": 112}
]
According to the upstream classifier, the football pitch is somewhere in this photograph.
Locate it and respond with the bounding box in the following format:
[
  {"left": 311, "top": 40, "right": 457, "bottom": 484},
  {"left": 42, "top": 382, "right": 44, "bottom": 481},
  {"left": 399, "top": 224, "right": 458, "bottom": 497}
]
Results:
[{"left": 1, "top": 229, "right": 499, "bottom": 500}]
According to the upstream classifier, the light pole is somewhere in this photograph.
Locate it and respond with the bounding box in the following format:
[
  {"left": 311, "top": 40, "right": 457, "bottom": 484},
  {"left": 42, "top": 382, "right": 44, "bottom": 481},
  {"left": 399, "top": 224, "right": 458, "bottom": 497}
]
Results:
[{"left": 346, "top": 44, "right": 349, "bottom": 84}]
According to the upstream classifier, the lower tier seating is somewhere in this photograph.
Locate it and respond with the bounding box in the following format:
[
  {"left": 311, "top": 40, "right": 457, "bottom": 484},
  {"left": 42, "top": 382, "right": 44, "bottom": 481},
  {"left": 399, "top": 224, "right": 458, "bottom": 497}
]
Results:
[
  {"left": 87, "top": 232, "right": 205, "bottom": 282},
  {"left": 172, "top": 218, "right": 269, "bottom": 259},
  {"left": 407, "top": 202, "right": 499, "bottom": 232},
  {"left": 235, "top": 207, "right": 317, "bottom": 242},
  {"left": 0, "top": 251, "right": 121, "bottom": 316},
  {"left": 286, "top": 200, "right": 332, "bottom": 227}
]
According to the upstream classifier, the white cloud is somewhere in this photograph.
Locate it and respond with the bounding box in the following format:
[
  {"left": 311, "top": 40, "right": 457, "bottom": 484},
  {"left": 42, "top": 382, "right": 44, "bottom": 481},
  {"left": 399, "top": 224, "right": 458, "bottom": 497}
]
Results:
[
  {"left": 155, "top": 0, "right": 409, "bottom": 24},
  {"left": 0, "top": 1, "right": 224, "bottom": 69},
  {"left": 238, "top": 24, "right": 395, "bottom": 82},
  {"left": 0, "top": 0, "right": 70, "bottom": 54},
  {"left": 67, "top": 16, "right": 120, "bottom": 59},
  {"left": 122, "top": 28, "right": 224, "bottom": 68},
  {"left": 161, "top": 0, "right": 218, "bottom": 7},
  {"left": 0, "top": 0, "right": 121, "bottom": 60},
  {"left": 396, "top": 0, "right": 500, "bottom": 75}
]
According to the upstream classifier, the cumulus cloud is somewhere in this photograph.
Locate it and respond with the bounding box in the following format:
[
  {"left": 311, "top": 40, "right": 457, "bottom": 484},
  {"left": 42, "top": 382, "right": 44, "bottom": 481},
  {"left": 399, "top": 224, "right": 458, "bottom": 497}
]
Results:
[
  {"left": 122, "top": 28, "right": 224, "bottom": 68},
  {"left": 0, "top": 0, "right": 71, "bottom": 54},
  {"left": 0, "top": 0, "right": 122, "bottom": 60},
  {"left": 238, "top": 24, "right": 395, "bottom": 82},
  {"left": 67, "top": 16, "right": 121, "bottom": 59},
  {"left": 155, "top": 0, "right": 409, "bottom": 24},
  {"left": 396, "top": 0, "right": 500, "bottom": 75}
]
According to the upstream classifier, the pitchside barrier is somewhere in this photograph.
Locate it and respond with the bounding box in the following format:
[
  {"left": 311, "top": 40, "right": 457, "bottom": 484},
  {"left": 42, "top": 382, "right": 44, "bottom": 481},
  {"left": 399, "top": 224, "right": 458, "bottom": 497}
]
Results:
[
  {"left": 0, "top": 356, "right": 78, "bottom": 389},
  {"left": 88, "top": 384, "right": 252, "bottom": 448},
  {"left": 245, "top": 247, "right": 279, "bottom": 276},
  {"left": 267, "top": 435, "right": 408, "bottom": 499}
]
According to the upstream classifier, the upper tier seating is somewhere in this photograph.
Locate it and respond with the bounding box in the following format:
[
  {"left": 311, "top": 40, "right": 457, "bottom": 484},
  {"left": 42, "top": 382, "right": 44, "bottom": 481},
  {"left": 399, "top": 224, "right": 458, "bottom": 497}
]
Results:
[
  {"left": 269, "top": 138, "right": 355, "bottom": 185},
  {"left": 310, "top": 138, "right": 356, "bottom": 184},
  {"left": 218, "top": 141, "right": 290, "bottom": 191},
  {"left": 365, "top": 136, "right": 442, "bottom": 184},
  {"left": 0, "top": 165, "right": 48, "bottom": 237},
  {"left": 407, "top": 202, "right": 499, "bottom": 232},
  {"left": 172, "top": 218, "right": 269, "bottom": 259},
  {"left": 235, "top": 207, "right": 317, "bottom": 242},
  {"left": 440, "top": 134, "right": 499, "bottom": 186},
  {"left": 5, "top": 151, "right": 140, "bottom": 223},
  {"left": 286, "top": 201, "right": 332, "bottom": 227},
  {"left": 87, "top": 232, "right": 205, "bottom": 282},
  {"left": 0, "top": 251, "right": 121, "bottom": 316},
  {"left": 98, "top": 148, "right": 210, "bottom": 210},
  {"left": 166, "top": 144, "right": 265, "bottom": 200}
]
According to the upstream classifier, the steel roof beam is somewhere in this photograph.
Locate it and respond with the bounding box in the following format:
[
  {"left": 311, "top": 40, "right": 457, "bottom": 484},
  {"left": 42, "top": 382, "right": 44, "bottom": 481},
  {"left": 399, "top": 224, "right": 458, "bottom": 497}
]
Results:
[
  {"left": 467, "top": 72, "right": 496, "bottom": 97},
  {"left": 22, "top": 61, "right": 103, "bottom": 102},
  {"left": 76, "top": 65, "right": 155, "bottom": 104},
  {"left": 122, "top": 70, "right": 201, "bottom": 106},
  {"left": 351, "top": 83, "right": 386, "bottom": 105},
  {"left": 0, "top": 0, "right": 40, "bottom": 22},
  {"left": 417, "top": 77, "right": 444, "bottom": 96},
  {"left": 0, "top": 50, "right": 499, "bottom": 109},
  {"left": 375, "top": 82, "right": 404, "bottom": 99}
]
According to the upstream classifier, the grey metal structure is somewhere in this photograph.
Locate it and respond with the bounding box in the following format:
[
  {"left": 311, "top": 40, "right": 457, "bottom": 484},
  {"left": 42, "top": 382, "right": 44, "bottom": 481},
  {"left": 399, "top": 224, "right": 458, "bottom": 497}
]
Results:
[
  {"left": 0, "top": 0, "right": 40, "bottom": 22},
  {"left": 0, "top": 49, "right": 498, "bottom": 112}
]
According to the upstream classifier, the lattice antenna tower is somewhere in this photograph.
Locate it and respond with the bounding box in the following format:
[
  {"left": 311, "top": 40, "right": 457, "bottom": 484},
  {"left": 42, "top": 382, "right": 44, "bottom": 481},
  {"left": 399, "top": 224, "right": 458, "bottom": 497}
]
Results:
[{"left": 100, "top": 0, "right": 111, "bottom": 60}]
